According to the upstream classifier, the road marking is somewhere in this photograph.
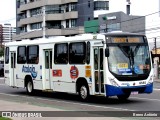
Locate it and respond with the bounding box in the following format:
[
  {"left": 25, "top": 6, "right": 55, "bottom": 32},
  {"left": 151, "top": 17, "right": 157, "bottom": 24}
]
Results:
[
  {"left": 0, "top": 92, "right": 135, "bottom": 111},
  {"left": 154, "top": 88, "right": 160, "bottom": 91}
]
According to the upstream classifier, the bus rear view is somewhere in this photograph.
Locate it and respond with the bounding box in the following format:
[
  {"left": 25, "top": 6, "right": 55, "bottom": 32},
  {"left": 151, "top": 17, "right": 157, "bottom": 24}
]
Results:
[{"left": 105, "top": 32, "right": 153, "bottom": 100}]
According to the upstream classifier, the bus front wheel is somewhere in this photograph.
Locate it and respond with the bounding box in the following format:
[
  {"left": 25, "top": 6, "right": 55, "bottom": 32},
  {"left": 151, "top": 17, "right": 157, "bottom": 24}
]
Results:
[
  {"left": 78, "top": 84, "right": 89, "bottom": 101},
  {"left": 26, "top": 80, "right": 34, "bottom": 95}
]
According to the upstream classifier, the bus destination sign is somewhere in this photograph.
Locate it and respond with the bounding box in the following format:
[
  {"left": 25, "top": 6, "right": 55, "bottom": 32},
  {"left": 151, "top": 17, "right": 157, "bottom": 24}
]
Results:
[{"left": 111, "top": 37, "right": 143, "bottom": 43}]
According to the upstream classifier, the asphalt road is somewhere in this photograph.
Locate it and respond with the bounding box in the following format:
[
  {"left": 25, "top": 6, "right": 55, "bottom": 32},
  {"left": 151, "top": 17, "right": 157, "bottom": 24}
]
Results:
[{"left": 1, "top": 77, "right": 160, "bottom": 119}]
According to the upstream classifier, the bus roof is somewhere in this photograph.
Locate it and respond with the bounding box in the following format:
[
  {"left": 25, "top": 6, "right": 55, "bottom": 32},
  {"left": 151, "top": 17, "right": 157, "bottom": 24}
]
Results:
[
  {"left": 5, "top": 32, "right": 146, "bottom": 47},
  {"left": 5, "top": 34, "right": 105, "bottom": 46}
]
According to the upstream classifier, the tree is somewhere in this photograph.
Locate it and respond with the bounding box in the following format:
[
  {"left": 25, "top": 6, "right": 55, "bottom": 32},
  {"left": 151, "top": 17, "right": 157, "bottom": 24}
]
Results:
[{"left": 0, "top": 47, "right": 4, "bottom": 57}]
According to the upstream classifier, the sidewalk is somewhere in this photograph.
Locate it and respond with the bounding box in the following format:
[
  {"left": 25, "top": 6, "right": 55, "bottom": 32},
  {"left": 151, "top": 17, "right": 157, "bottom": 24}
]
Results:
[{"left": 0, "top": 99, "right": 126, "bottom": 120}]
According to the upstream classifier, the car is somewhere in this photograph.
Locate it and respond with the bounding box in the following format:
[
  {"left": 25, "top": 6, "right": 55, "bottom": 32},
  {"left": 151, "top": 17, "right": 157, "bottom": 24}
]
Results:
[{"left": 0, "top": 60, "right": 4, "bottom": 77}]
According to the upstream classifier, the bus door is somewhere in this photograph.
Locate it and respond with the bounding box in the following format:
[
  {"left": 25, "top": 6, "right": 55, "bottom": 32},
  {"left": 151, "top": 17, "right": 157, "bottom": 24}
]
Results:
[
  {"left": 93, "top": 47, "right": 104, "bottom": 94},
  {"left": 44, "top": 49, "right": 52, "bottom": 89},
  {"left": 10, "top": 52, "right": 16, "bottom": 87}
]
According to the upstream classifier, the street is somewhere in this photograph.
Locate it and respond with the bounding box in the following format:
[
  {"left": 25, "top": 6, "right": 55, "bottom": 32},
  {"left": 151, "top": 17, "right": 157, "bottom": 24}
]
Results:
[{"left": 0, "top": 77, "right": 160, "bottom": 119}]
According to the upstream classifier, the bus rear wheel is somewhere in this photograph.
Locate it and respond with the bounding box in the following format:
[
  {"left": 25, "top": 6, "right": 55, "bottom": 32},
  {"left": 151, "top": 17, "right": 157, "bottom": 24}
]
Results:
[
  {"left": 26, "top": 80, "right": 34, "bottom": 95},
  {"left": 117, "top": 93, "right": 130, "bottom": 101},
  {"left": 78, "top": 84, "right": 89, "bottom": 101}
]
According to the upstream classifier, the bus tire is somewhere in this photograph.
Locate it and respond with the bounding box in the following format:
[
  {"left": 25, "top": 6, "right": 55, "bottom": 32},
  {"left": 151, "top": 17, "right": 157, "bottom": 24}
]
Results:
[
  {"left": 78, "top": 84, "right": 89, "bottom": 101},
  {"left": 26, "top": 80, "right": 34, "bottom": 95},
  {"left": 117, "top": 93, "right": 130, "bottom": 101}
]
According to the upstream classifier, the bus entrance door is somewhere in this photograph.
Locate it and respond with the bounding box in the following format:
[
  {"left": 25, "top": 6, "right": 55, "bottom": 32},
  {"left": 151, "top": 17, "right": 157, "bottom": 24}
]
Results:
[
  {"left": 10, "top": 52, "right": 17, "bottom": 87},
  {"left": 44, "top": 50, "right": 52, "bottom": 90},
  {"left": 93, "top": 47, "right": 104, "bottom": 95}
]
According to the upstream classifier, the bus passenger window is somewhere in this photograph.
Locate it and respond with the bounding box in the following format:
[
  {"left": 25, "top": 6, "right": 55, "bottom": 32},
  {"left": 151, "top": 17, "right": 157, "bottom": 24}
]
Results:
[
  {"left": 27, "top": 45, "right": 39, "bottom": 64},
  {"left": 54, "top": 43, "right": 68, "bottom": 64},
  {"left": 17, "top": 46, "right": 26, "bottom": 64},
  {"left": 5, "top": 47, "right": 9, "bottom": 64},
  {"left": 69, "top": 42, "right": 86, "bottom": 64}
]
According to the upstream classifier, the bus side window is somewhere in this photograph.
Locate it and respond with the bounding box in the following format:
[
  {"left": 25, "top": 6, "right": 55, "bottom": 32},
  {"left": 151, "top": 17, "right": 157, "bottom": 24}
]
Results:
[
  {"left": 54, "top": 43, "right": 68, "bottom": 64},
  {"left": 69, "top": 42, "right": 86, "bottom": 64},
  {"left": 27, "top": 45, "right": 39, "bottom": 64},
  {"left": 5, "top": 47, "right": 9, "bottom": 64},
  {"left": 17, "top": 46, "right": 26, "bottom": 64}
]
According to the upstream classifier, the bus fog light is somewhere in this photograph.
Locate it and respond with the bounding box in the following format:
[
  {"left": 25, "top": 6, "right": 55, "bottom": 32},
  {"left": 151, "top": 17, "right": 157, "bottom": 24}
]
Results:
[{"left": 108, "top": 77, "right": 119, "bottom": 87}]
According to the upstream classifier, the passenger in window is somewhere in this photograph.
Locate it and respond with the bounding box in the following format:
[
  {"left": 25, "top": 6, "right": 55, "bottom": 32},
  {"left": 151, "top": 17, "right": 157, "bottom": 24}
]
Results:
[{"left": 36, "top": 57, "right": 39, "bottom": 64}]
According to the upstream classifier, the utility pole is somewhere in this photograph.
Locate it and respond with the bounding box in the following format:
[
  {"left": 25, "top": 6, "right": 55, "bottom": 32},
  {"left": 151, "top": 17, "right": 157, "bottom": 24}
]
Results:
[{"left": 42, "top": 6, "right": 46, "bottom": 38}]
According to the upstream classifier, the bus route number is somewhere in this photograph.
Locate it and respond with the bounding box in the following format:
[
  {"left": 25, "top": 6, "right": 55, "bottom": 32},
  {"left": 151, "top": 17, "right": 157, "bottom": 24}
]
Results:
[{"left": 118, "top": 63, "right": 128, "bottom": 68}]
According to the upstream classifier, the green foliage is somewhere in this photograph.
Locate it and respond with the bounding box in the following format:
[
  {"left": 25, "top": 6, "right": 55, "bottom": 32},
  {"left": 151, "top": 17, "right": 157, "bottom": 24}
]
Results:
[
  {"left": 0, "top": 117, "right": 12, "bottom": 120},
  {"left": 0, "top": 47, "right": 4, "bottom": 57}
]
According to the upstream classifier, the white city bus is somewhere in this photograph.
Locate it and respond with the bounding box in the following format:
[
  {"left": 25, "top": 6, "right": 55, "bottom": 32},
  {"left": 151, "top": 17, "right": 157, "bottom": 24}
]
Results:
[{"left": 4, "top": 32, "right": 153, "bottom": 100}]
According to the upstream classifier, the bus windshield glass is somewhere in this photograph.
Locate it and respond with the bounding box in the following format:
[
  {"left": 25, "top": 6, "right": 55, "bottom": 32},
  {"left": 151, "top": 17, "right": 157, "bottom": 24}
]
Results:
[{"left": 107, "top": 37, "right": 151, "bottom": 76}]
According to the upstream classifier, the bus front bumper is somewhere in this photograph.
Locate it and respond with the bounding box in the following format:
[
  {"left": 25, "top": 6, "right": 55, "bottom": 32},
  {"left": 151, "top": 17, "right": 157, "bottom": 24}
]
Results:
[{"left": 105, "top": 83, "right": 153, "bottom": 96}]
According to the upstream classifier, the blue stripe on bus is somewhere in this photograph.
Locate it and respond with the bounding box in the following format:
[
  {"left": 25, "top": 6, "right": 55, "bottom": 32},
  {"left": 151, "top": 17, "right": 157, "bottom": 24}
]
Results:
[{"left": 105, "top": 83, "right": 153, "bottom": 96}]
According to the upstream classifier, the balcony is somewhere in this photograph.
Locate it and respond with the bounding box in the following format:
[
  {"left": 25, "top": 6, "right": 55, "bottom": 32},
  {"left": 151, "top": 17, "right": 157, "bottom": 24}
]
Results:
[
  {"left": 17, "top": 11, "right": 78, "bottom": 27},
  {"left": 18, "top": 15, "right": 43, "bottom": 27},
  {"left": 17, "top": 0, "right": 78, "bottom": 13},
  {"left": 13, "top": 26, "right": 84, "bottom": 40}
]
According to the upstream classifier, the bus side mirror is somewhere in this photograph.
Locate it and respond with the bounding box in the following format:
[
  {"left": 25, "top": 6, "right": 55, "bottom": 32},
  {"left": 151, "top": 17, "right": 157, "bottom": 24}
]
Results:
[{"left": 105, "top": 48, "right": 109, "bottom": 57}]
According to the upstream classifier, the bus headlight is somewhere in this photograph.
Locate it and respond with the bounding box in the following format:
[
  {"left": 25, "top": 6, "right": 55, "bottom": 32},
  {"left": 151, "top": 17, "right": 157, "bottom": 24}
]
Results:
[
  {"left": 108, "top": 77, "right": 119, "bottom": 87},
  {"left": 148, "top": 75, "right": 153, "bottom": 84}
]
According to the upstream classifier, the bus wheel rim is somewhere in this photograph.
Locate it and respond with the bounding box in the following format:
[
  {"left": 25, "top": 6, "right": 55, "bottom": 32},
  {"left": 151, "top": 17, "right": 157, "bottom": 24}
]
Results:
[
  {"left": 80, "top": 86, "right": 87, "bottom": 99},
  {"left": 27, "top": 82, "right": 32, "bottom": 93}
]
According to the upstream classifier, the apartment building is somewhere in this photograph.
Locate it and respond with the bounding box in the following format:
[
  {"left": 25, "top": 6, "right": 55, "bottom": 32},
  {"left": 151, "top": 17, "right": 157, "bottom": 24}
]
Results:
[
  {"left": 0, "top": 25, "right": 2, "bottom": 46},
  {"left": 0, "top": 24, "right": 16, "bottom": 44},
  {"left": 15, "top": 0, "right": 132, "bottom": 40}
]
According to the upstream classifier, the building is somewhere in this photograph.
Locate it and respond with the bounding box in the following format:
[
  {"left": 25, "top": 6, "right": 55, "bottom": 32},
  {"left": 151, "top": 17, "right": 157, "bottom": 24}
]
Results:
[
  {"left": 99, "top": 11, "right": 145, "bottom": 34},
  {"left": 0, "top": 25, "right": 3, "bottom": 46},
  {"left": 0, "top": 24, "right": 16, "bottom": 45},
  {"left": 15, "top": 0, "right": 132, "bottom": 40},
  {"left": 2, "top": 24, "right": 16, "bottom": 43}
]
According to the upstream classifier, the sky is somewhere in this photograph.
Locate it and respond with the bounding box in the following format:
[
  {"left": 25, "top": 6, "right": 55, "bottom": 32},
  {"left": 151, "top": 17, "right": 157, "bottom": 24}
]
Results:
[
  {"left": 0, "top": 0, "right": 159, "bottom": 27},
  {"left": 0, "top": 0, "right": 16, "bottom": 27}
]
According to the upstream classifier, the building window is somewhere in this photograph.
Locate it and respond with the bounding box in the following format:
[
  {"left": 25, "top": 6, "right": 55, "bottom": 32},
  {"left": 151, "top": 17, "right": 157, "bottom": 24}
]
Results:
[
  {"left": 66, "top": 20, "right": 69, "bottom": 28},
  {"left": 54, "top": 43, "right": 68, "bottom": 64},
  {"left": 71, "top": 3, "right": 76, "bottom": 11},
  {"left": 94, "top": 1, "right": 109, "bottom": 10},
  {"left": 20, "top": 12, "right": 27, "bottom": 19},
  {"left": 66, "top": 4, "right": 69, "bottom": 12},
  {"left": 71, "top": 19, "right": 76, "bottom": 27},
  {"left": 20, "top": 25, "right": 27, "bottom": 33},
  {"left": 20, "top": 0, "right": 27, "bottom": 5},
  {"left": 27, "top": 45, "right": 39, "bottom": 64},
  {"left": 17, "top": 46, "right": 26, "bottom": 64},
  {"left": 5, "top": 47, "right": 9, "bottom": 64},
  {"left": 107, "top": 23, "right": 120, "bottom": 32},
  {"left": 30, "top": 23, "right": 42, "bottom": 30},
  {"left": 30, "top": 7, "right": 42, "bottom": 17},
  {"left": 69, "top": 42, "right": 86, "bottom": 64},
  {"left": 45, "top": 5, "right": 63, "bottom": 14}
]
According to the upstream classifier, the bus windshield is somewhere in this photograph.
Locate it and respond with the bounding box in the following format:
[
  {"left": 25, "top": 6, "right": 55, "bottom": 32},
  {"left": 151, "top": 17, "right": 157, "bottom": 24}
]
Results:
[{"left": 108, "top": 45, "right": 151, "bottom": 76}]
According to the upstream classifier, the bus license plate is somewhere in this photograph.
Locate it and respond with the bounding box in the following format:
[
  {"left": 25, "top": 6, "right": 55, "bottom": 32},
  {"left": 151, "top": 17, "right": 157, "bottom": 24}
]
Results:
[{"left": 131, "top": 91, "right": 138, "bottom": 95}]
